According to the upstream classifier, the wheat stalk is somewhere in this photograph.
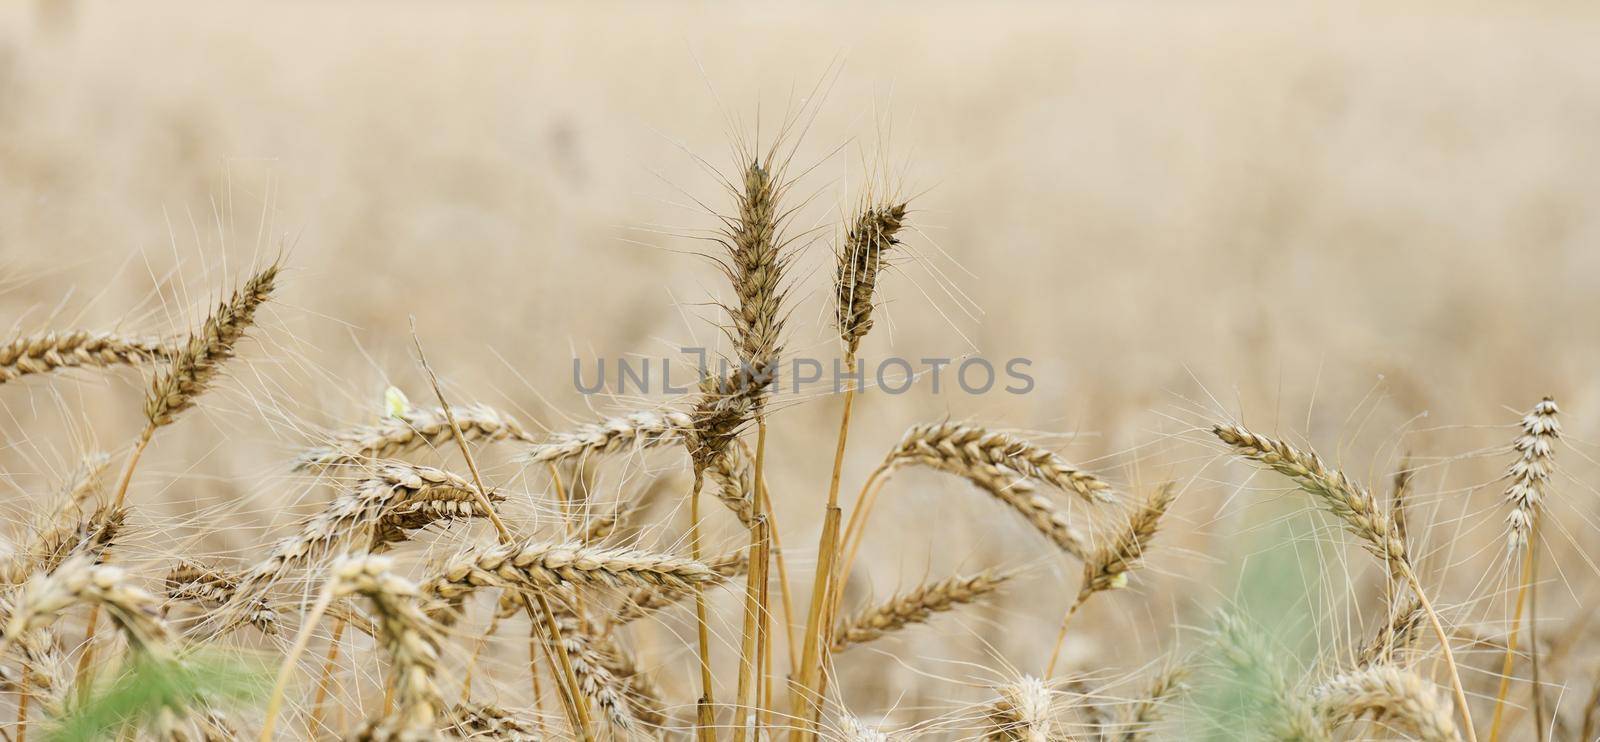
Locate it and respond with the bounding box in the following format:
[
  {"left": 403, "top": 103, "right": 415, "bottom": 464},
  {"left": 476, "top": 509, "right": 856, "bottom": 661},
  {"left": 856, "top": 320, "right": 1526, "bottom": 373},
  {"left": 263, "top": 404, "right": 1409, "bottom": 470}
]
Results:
[
  {"left": 831, "top": 569, "right": 1010, "bottom": 653},
  {"left": 0, "top": 331, "right": 171, "bottom": 385},
  {"left": 1313, "top": 666, "right": 1461, "bottom": 742}
]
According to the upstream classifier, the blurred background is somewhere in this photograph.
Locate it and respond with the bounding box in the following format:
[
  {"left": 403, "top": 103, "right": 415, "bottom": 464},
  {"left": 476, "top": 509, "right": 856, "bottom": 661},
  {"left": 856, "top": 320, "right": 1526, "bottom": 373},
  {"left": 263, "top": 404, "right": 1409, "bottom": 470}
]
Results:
[{"left": 3, "top": 1, "right": 1599, "bottom": 736}]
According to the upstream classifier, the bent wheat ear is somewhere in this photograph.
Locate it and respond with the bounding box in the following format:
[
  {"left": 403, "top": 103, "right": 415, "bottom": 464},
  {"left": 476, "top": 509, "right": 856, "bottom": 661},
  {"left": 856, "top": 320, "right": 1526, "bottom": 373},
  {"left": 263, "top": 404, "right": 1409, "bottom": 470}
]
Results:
[
  {"left": 890, "top": 422, "right": 1111, "bottom": 504},
  {"left": 0, "top": 331, "right": 172, "bottom": 385},
  {"left": 685, "top": 370, "right": 756, "bottom": 475},
  {"left": 1213, "top": 424, "right": 1404, "bottom": 568},
  {"left": 832, "top": 569, "right": 1010, "bottom": 652},
  {"left": 556, "top": 615, "right": 638, "bottom": 731},
  {"left": 298, "top": 403, "right": 535, "bottom": 471},
  {"left": 969, "top": 463, "right": 1090, "bottom": 560},
  {"left": 1504, "top": 397, "right": 1559, "bottom": 550},
  {"left": 522, "top": 409, "right": 693, "bottom": 465},
  {"left": 2, "top": 505, "right": 125, "bottom": 586},
  {"left": 836, "top": 202, "right": 908, "bottom": 355},
  {"left": 1312, "top": 666, "right": 1460, "bottom": 742},
  {"left": 331, "top": 555, "right": 445, "bottom": 741},
  {"left": 145, "top": 262, "right": 279, "bottom": 428}
]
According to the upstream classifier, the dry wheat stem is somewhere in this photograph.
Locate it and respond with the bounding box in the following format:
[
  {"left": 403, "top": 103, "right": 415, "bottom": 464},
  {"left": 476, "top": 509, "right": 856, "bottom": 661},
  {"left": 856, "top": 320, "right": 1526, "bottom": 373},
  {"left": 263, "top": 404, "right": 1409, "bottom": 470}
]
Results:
[
  {"left": 0, "top": 331, "right": 172, "bottom": 385},
  {"left": 831, "top": 569, "right": 1011, "bottom": 653}
]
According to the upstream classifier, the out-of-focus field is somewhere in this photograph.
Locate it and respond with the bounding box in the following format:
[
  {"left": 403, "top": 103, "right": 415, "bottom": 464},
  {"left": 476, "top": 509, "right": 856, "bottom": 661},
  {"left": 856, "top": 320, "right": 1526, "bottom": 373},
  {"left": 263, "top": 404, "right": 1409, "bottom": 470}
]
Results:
[{"left": 3, "top": 1, "right": 1600, "bottom": 737}]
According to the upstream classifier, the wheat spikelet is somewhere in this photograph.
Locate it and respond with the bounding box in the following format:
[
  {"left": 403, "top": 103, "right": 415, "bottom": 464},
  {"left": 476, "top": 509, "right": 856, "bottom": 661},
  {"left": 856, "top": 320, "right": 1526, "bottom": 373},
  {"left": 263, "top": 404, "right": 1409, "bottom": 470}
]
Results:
[
  {"left": 0, "top": 331, "right": 172, "bottom": 385},
  {"left": 836, "top": 202, "right": 908, "bottom": 355},
  {"left": 832, "top": 569, "right": 1011, "bottom": 652},
  {"left": 613, "top": 550, "right": 748, "bottom": 625},
  {"left": 1116, "top": 665, "right": 1190, "bottom": 741},
  {"left": 332, "top": 555, "right": 445, "bottom": 742},
  {"left": 1079, "top": 483, "right": 1177, "bottom": 601},
  {"left": 521, "top": 409, "right": 693, "bottom": 465},
  {"left": 685, "top": 370, "right": 756, "bottom": 475},
  {"left": 983, "top": 676, "right": 1057, "bottom": 742},
  {"left": 890, "top": 422, "right": 1111, "bottom": 504},
  {"left": 298, "top": 403, "right": 535, "bottom": 471},
  {"left": 1213, "top": 424, "right": 1405, "bottom": 568},
  {"left": 1312, "top": 666, "right": 1460, "bottom": 742},
  {"left": 1213, "top": 611, "right": 1329, "bottom": 742},
  {"left": 444, "top": 702, "right": 542, "bottom": 740},
  {"left": 422, "top": 539, "right": 714, "bottom": 623},
  {"left": 162, "top": 561, "right": 278, "bottom": 634},
  {"left": 969, "top": 463, "right": 1090, "bottom": 560},
  {"left": 144, "top": 262, "right": 279, "bottom": 428},
  {"left": 1504, "top": 397, "right": 1559, "bottom": 550}
]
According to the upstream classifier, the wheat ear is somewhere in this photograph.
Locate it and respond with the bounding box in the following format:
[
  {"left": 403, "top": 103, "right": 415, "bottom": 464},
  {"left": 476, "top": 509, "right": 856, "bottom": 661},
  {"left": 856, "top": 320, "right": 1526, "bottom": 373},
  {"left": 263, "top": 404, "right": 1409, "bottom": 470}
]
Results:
[
  {"left": 1047, "top": 483, "right": 1177, "bottom": 676},
  {"left": 522, "top": 409, "right": 693, "bottom": 466},
  {"left": 297, "top": 403, "right": 535, "bottom": 471},
  {"left": 835, "top": 201, "right": 908, "bottom": 356},
  {"left": 334, "top": 556, "right": 446, "bottom": 742},
  {"left": 1313, "top": 665, "right": 1461, "bottom": 742},
  {"left": 1213, "top": 423, "right": 1475, "bottom": 742},
  {"left": 1488, "top": 396, "right": 1559, "bottom": 742},
  {"left": 445, "top": 702, "right": 542, "bottom": 740},
  {"left": 1116, "top": 664, "right": 1191, "bottom": 741},
  {"left": 983, "top": 676, "right": 1058, "bottom": 742},
  {"left": 1214, "top": 611, "right": 1330, "bottom": 742},
  {"left": 0, "top": 331, "right": 172, "bottom": 385},
  {"left": 831, "top": 569, "right": 1010, "bottom": 653}
]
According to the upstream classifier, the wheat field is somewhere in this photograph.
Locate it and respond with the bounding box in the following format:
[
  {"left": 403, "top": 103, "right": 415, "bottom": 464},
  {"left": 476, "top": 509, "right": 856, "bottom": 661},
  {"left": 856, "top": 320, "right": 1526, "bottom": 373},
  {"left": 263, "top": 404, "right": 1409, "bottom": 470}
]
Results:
[{"left": 3, "top": 2, "right": 1600, "bottom": 740}]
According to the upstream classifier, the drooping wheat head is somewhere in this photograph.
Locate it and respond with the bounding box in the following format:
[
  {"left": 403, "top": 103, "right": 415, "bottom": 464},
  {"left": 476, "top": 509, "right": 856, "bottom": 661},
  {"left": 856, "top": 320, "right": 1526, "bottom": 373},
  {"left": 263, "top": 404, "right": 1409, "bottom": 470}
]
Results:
[
  {"left": 330, "top": 555, "right": 445, "bottom": 742},
  {"left": 299, "top": 403, "right": 535, "bottom": 472},
  {"left": 889, "top": 422, "right": 1111, "bottom": 504}
]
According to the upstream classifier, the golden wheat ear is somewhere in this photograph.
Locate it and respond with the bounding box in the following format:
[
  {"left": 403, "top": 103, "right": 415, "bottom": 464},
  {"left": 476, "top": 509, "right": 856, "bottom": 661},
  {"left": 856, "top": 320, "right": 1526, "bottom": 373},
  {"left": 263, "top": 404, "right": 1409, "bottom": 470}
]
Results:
[
  {"left": 0, "top": 331, "right": 172, "bottom": 386},
  {"left": 1312, "top": 665, "right": 1461, "bottom": 742},
  {"left": 835, "top": 201, "right": 909, "bottom": 356},
  {"left": 831, "top": 569, "right": 1011, "bottom": 653},
  {"left": 143, "top": 261, "right": 279, "bottom": 428}
]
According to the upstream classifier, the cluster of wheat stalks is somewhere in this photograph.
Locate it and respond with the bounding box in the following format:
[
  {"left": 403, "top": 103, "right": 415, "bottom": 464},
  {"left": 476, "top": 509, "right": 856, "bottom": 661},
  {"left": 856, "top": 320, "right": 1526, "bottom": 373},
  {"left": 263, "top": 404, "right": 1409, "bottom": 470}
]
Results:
[{"left": 0, "top": 133, "right": 1587, "bottom": 742}]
